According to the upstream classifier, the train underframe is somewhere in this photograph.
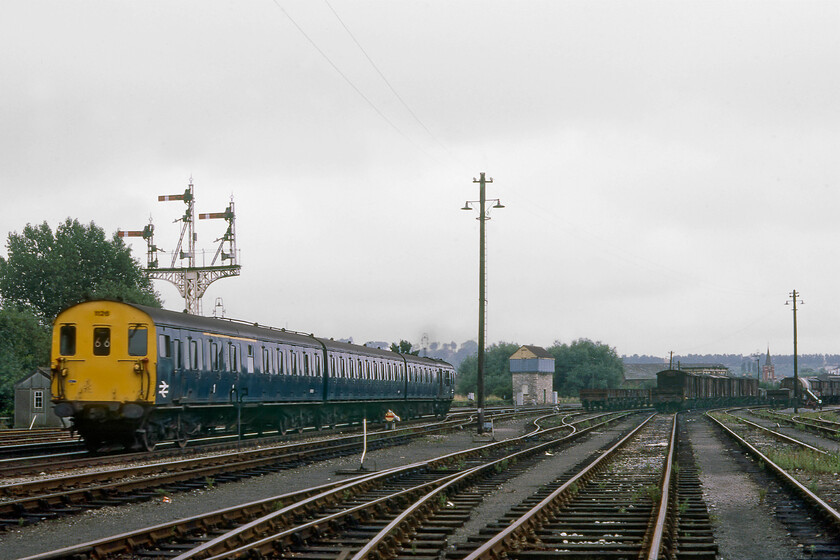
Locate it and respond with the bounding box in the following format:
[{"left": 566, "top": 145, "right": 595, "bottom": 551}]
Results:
[
  {"left": 62, "top": 399, "right": 453, "bottom": 452},
  {"left": 652, "top": 396, "right": 762, "bottom": 413}
]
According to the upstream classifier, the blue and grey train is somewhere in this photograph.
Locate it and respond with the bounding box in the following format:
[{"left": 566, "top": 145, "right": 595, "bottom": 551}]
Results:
[{"left": 50, "top": 300, "right": 456, "bottom": 450}]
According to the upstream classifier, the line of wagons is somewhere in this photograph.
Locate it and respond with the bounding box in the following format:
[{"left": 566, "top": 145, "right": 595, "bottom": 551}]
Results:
[{"left": 580, "top": 368, "right": 802, "bottom": 412}]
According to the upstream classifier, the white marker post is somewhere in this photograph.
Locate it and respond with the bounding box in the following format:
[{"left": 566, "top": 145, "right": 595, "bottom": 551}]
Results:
[{"left": 360, "top": 418, "right": 367, "bottom": 470}]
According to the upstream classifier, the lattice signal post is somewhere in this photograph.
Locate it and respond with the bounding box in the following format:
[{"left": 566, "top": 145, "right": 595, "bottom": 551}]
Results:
[{"left": 118, "top": 180, "right": 241, "bottom": 315}]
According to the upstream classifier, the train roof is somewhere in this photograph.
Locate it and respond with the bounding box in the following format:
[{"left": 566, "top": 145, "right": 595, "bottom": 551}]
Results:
[{"left": 62, "top": 300, "right": 453, "bottom": 369}]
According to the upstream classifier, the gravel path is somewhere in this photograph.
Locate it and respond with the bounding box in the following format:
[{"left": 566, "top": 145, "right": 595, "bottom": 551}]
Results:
[{"left": 686, "top": 413, "right": 807, "bottom": 560}]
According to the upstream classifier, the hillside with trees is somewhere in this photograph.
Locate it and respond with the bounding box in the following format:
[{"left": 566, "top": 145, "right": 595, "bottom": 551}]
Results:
[
  {"left": 0, "top": 219, "right": 160, "bottom": 416},
  {"left": 453, "top": 339, "right": 623, "bottom": 399}
]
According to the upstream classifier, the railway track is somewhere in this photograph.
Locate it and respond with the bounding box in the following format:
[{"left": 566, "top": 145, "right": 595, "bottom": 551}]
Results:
[
  {"left": 0, "top": 428, "right": 73, "bottom": 446},
  {"left": 709, "top": 410, "right": 840, "bottom": 557},
  {"left": 446, "top": 413, "right": 693, "bottom": 560},
  {"left": 0, "top": 409, "right": 560, "bottom": 530},
  {"left": 16, "top": 411, "right": 631, "bottom": 559},
  {"left": 750, "top": 408, "right": 840, "bottom": 440}
]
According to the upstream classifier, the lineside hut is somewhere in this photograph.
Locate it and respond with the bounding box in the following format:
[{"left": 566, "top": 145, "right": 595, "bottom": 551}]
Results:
[
  {"left": 14, "top": 368, "right": 64, "bottom": 428},
  {"left": 509, "top": 345, "right": 556, "bottom": 405}
]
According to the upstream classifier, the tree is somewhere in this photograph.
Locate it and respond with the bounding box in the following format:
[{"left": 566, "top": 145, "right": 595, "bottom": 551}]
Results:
[
  {"left": 390, "top": 340, "right": 420, "bottom": 355},
  {"left": 0, "top": 219, "right": 160, "bottom": 321},
  {"left": 456, "top": 342, "right": 521, "bottom": 399},
  {"left": 547, "top": 339, "right": 623, "bottom": 397},
  {"left": 0, "top": 306, "right": 50, "bottom": 415}
]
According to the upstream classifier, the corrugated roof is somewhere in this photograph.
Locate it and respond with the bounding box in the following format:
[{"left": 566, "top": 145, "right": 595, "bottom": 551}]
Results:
[
  {"left": 622, "top": 363, "right": 664, "bottom": 380},
  {"left": 509, "top": 345, "right": 554, "bottom": 361}
]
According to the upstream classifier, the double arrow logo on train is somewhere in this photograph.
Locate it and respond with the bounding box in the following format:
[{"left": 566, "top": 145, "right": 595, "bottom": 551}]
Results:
[{"left": 158, "top": 380, "right": 169, "bottom": 398}]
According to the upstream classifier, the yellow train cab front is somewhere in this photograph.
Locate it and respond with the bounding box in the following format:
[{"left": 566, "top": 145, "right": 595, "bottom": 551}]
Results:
[{"left": 51, "top": 300, "right": 157, "bottom": 411}]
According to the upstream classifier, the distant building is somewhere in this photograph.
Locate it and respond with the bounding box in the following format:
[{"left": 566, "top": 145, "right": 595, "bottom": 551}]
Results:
[
  {"left": 621, "top": 363, "right": 665, "bottom": 388},
  {"left": 509, "top": 345, "right": 555, "bottom": 405},
  {"left": 762, "top": 348, "right": 775, "bottom": 382},
  {"left": 14, "top": 368, "right": 63, "bottom": 428}
]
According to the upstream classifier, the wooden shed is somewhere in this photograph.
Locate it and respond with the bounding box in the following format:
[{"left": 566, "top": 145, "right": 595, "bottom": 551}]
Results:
[{"left": 14, "top": 368, "right": 63, "bottom": 428}]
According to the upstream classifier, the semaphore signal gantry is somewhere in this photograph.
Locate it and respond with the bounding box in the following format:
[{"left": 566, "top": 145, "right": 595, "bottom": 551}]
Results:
[{"left": 118, "top": 179, "right": 240, "bottom": 315}]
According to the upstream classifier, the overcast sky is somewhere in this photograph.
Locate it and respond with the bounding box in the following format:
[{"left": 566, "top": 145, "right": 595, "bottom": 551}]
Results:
[{"left": 2, "top": 1, "right": 839, "bottom": 357}]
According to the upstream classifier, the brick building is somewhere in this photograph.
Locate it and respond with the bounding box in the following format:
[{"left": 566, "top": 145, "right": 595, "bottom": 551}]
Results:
[{"left": 509, "top": 345, "right": 555, "bottom": 405}]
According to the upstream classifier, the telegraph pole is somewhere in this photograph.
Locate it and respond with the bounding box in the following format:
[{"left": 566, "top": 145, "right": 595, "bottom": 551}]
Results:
[
  {"left": 462, "top": 172, "right": 504, "bottom": 434},
  {"left": 787, "top": 290, "right": 802, "bottom": 413}
]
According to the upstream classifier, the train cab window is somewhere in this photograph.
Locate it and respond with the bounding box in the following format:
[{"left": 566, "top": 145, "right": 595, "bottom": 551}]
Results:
[
  {"left": 128, "top": 326, "right": 147, "bottom": 356},
  {"left": 59, "top": 325, "right": 76, "bottom": 356},
  {"left": 93, "top": 328, "right": 111, "bottom": 356}
]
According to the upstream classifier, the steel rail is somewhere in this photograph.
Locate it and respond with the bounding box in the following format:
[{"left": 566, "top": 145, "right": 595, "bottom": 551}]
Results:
[
  {"left": 148, "top": 412, "right": 624, "bottom": 560},
  {"left": 644, "top": 413, "right": 678, "bottom": 560},
  {"left": 349, "top": 413, "right": 637, "bottom": 560},
  {"left": 723, "top": 410, "right": 828, "bottom": 455},
  {"left": 18, "top": 410, "right": 609, "bottom": 560},
  {"left": 707, "top": 411, "right": 840, "bottom": 528},
  {"left": 460, "top": 413, "right": 659, "bottom": 560}
]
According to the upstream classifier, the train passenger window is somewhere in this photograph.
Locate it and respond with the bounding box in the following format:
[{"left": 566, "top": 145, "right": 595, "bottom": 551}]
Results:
[
  {"left": 262, "top": 347, "right": 271, "bottom": 374},
  {"left": 93, "top": 328, "right": 111, "bottom": 356},
  {"left": 158, "top": 335, "right": 171, "bottom": 358},
  {"left": 291, "top": 352, "right": 298, "bottom": 375},
  {"left": 229, "top": 344, "right": 239, "bottom": 372},
  {"left": 330, "top": 356, "right": 335, "bottom": 377},
  {"left": 59, "top": 325, "right": 76, "bottom": 356},
  {"left": 128, "top": 326, "right": 147, "bottom": 356},
  {"left": 340, "top": 357, "right": 346, "bottom": 378},
  {"left": 357, "top": 359, "right": 363, "bottom": 379},
  {"left": 173, "top": 340, "right": 182, "bottom": 369},
  {"left": 210, "top": 342, "right": 221, "bottom": 371},
  {"left": 277, "top": 349, "right": 285, "bottom": 374},
  {"left": 189, "top": 340, "right": 201, "bottom": 369},
  {"left": 246, "top": 345, "right": 254, "bottom": 374},
  {"left": 303, "top": 353, "right": 310, "bottom": 376}
]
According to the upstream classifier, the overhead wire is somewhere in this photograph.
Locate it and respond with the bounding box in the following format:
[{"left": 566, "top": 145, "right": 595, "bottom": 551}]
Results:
[
  {"left": 269, "top": 0, "right": 440, "bottom": 164},
  {"left": 323, "top": 0, "right": 456, "bottom": 161}
]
